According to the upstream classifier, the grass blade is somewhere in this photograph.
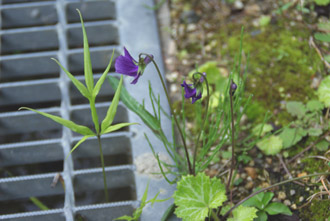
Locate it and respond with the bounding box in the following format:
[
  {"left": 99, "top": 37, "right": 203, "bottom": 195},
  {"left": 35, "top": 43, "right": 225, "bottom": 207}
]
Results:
[
  {"left": 101, "top": 76, "right": 123, "bottom": 133},
  {"left": 93, "top": 49, "right": 115, "bottom": 98},
  {"left": 66, "top": 135, "right": 93, "bottom": 160},
  {"left": 102, "top": 122, "right": 138, "bottom": 134},
  {"left": 89, "top": 97, "right": 100, "bottom": 134},
  {"left": 19, "top": 107, "right": 95, "bottom": 136},
  {"left": 77, "top": 9, "right": 94, "bottom": 92},
  {"left": 52, "top": 58, "right": 90, "bottom": 100}
]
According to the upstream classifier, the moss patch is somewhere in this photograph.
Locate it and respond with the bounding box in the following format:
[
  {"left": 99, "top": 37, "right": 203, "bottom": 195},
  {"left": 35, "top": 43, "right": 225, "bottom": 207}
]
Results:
[
  {"left": 218, "top": 21, "right": 323, "bottom": 125},
  {"left": 299, "top": 200, "right": 330, "bottom": 220}
]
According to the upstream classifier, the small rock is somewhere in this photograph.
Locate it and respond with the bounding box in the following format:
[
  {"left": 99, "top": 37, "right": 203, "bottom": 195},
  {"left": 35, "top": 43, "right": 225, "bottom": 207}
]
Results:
[
  {"left": 291, "top": 204, "right": 297, "bottom": 210},
  {"left": 290, "top": 189, "right": 296, "bottom": 196},
  {"left": 245, "top": 4, "right": 261, "bottom": 15},
  {"left": 299, "top": 196, "right": 304, "bottom": 202},
  {"left": 244, "top": 167, "right": 257, "bottom": 179},
  {"left": 265, "top": 157, "right": 272, "bottom": 164},
  {"left": 240, "top": 173, "right": 247, "bottom": 179},
  {"left": 234, "top": 1, "right": 244, "bottom": 10},
  {"left": 284, "top": 200, "right": 291, "bottom": 206},
  {"left": 180, "top": 10, "right": 201, "bottom": 24},
  {"left": 245, "top": 181, "right": 254, "bottom": 190},
  {"left": 278, "top": 191, "right": 286, "bottom": 200}
]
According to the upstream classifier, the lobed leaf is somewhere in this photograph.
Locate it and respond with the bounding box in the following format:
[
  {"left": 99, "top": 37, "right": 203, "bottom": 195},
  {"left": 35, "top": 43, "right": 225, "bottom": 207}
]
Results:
[
  {"left": 77, "top": 9, "right": 94, "bottom": 92},
  {"left": 19, "top": 107, "right": 95, "bottom": 136},
  {"left": 52, "top": 58, "right": 90, "bottom": 100},
  {"left": 227, "top": 205, "right": 258, "bottom": 221},
  {"left": 314, "top": 32, "right": 330, "bottom": 42},
  {"left": 173, "top": 173, "right": 227, "bottom": 221},
  {"left": 286, "top": 101, "right": 306, "bottom": 118},
  {"left": 101, "top": 76, "right": 123, "bottom": 133},
  {"left": 306, "top": 100, "right": 324, "bottom": 112}
]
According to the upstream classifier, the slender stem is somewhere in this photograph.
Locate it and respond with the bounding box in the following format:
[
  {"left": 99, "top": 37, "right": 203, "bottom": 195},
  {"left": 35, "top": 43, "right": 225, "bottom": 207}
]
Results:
[
  {"left": 141, "top": 54, "right": 193, "bottom": 175},
  {"left": 192, "top": 72, "right": 210, "bottom": 175},
  {"left": 222, "top": 172, "right": 330, "bottom": 219},
  {"left": 97, "top": 135, "right": 109, "bottom": 202},
  {"left": 226, "top": 81, "right": 236, "bottom": 195}
]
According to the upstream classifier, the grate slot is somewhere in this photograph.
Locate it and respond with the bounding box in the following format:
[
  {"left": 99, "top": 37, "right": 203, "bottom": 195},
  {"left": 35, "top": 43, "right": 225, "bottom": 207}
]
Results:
[
  {"left": 73, "top": 167, "right": 135, "bottom": 204},
  {"left": 74, "top": 203, "right": 135, "bottom": 221},
  {"left": 66, "top": 1, "right": 116, "bottom": 23},
  {"left": 1, "top": 29, "right": 59, "bottom": 55},
  {"left": 72, "top": 134, "right": 132, "bottom": 170},
  {"left": 0, "top": 80, "right": 61, "bottom": 112},
  {"left": 67, "top": 23, "right": 118, "bottom": 49},
  {"left": 1, "top": 4, "right": 58, "bottom": 29},
  {"left": 68, "top": 49, "right": 119, "bottom": 75},
  {"left": 2, "top": 0, "right": 55, "bottom": 5},
  {"left": 0, "top": 54, "right": 59, "bottom": 83},
  {"left": 0, "top": 109, "right": 62, "bottom": 144}
]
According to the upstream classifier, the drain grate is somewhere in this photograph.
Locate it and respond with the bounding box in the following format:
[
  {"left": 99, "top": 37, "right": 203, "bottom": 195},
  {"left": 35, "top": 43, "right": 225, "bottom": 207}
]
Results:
[{"left": 0, "top": 0, "right": 175, "bottom": 220}]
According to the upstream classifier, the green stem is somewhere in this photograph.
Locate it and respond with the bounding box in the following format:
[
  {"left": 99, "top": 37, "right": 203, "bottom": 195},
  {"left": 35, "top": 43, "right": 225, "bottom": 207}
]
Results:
[
  {"left": 192, "top": 72, "right": 210, "bottom": 175},
  {"left": 141, "top": 54, "right": 193, "bottom": 175},
  {"left": 97, "top": 135, "right": 109, "bottom": 202},
  {"left": 226, "top": 80, "right": 236, "bottom": 195},
  {"left": 222, "top": 172, "right": 330, "bottom": 219}
]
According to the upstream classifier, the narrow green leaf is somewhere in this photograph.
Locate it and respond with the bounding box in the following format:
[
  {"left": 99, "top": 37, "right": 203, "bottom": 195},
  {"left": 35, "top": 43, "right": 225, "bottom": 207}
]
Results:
[
  {"left": 101, "top": 76, "right": 123, "bottom": 133},
  {"left": 93, "top": 49, "right": 115, "bottom": 98},
  {"left": 89, "top": 98, "right": 100, "bottom": 133},
  {"left": 29, "top": 197, "right": 49, "bottom": 210},
  {"left": 264, "top": 202, "right": 292, "bottom": 216},
  {"left": 102, "top": 122, "right": 138, "bottom": 134},
  {"left": 52, "top": 58, "right": 90, "bottom": 99},
  {"left": 108, "top": 76, "right": 161, "bottom": 133},
  {"left": 19, "top": 107, "right": 95, "bottom": 136},
  {"left": 77, "top": 9, "right": 94, "bottom": 92},
  {"left": 66, "top": 135, "right": 93, "bottom": 160}
]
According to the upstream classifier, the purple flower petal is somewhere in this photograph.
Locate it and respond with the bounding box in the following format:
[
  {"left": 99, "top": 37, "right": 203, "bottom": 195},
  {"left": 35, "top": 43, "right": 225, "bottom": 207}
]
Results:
[
  {"left": 144, "top": 54, "right": 154, "bottom": 65},
  {"left": 124, "top": 47, "right": 137, "bottom": 64},
  {"left": 115, "top": 55, "right": 138, "bottom": 77},
  {"left": 130, "top": 74, "right": 141, "bottom": 84},
  {"left": 181, "top": 81, "right": 197, "bottom": 98}
]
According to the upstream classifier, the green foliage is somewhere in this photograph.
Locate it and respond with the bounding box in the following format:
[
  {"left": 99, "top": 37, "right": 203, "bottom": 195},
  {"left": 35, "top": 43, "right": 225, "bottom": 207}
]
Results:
[
  {"left": 314, "top": 0, "right": 330, "bottom": 6},
  {"left": 173, "top": 173, "right": 227, "bottom": 221},
  {"left": 279, "top": 127, "right": 307, "bottom": 149},
  {"left": 286, "top": 101, "right": 307, "bottom": 118},
  {"left": 318, "top": 76, "right": 330, "bottom": 107},
  {"left": 20, "top": 11, "right": 134, "bottom": 157},
  {"left": 314, "top": 33, "right": 330, "bottom": 42},
  {"left": 115, "top": 182, "right": 168, "bottom": 221},
  {"left": 243, "top": 191, "right": 292, "bottom": 221},
  {"left": 259, "top": 16, "right": 271, "bottom": 27},
  {"left": 220, "top": 21, "right": 322, "bottom": 125},
  {"left": 316, "top": 140, "right": 329, "bottom": 151},
  {"left": 252, "top": 124, "right": 273, "bottom": 137},
  {"left": 227, "top": 205, "right": 258, "bottom": 221},
  {"left": 257, "top": 135, "right": 283, "bottom": 155}
]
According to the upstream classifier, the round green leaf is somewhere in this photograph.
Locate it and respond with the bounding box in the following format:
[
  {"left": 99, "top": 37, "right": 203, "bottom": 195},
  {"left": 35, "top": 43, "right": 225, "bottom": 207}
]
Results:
[
  {"left": 318, "top": 76, "right": 330, "bottom": 107},
  {"left": 257, "top": 135, "right": 283, "bottom": 155}
]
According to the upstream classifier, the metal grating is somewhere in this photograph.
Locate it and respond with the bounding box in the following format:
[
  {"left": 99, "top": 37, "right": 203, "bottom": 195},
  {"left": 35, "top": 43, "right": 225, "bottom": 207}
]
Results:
[{"left": 0, "top": 0, "right": 175, "bottom": 220}]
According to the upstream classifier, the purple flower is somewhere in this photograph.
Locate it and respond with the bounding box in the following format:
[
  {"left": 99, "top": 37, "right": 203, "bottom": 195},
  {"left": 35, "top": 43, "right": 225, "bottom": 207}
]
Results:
[
  {"left": 115, "top": 47, "right": 153, "bottom": 84},
  {"left": 181, "top": 80, "right": 202, "bottom": 104}
]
